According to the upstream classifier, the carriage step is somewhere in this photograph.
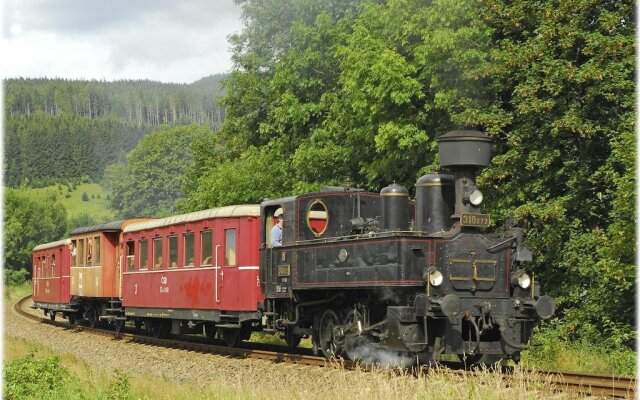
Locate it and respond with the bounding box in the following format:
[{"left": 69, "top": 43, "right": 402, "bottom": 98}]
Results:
[
  {"left": 60, "top": 308, "right": 78, "bottom": 313},
  {"left": 105, "top": 308, "right": 123, "bottom": 312},
  {"left": 263, "top": 328, "right": 277, "bottom": 332},
  {"left": 215, "top": 324, "right": 242, "bottom": 329}
]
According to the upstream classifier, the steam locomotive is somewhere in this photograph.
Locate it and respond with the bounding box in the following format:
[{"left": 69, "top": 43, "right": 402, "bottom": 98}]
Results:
[{"left": 32, "top": 130, "right": 554, "bottom": 366}]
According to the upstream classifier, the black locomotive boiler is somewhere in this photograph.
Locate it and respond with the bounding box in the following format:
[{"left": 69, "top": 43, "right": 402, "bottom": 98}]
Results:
[{"left": 259, "top": 130, "right": 555, "bottom": 364}]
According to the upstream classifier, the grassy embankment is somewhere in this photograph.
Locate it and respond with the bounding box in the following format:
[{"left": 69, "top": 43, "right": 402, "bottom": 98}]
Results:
[
  {"left": 4, "top": 283, "right": 569, "bottom": 400},
  {"left": 5, "top": 282, "right": 635, "bottom": 400},
  {"left": 31, "top": 182, "right": 115, "bottom": 223}
]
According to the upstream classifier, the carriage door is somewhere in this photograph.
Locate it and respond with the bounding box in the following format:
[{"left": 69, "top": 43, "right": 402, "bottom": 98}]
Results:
[{"left": 216, "top": 221, "right": 240, "bottom": 310}]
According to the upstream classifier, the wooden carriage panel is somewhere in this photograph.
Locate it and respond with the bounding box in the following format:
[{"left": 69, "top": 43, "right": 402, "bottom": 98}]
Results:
[{"left": 70, "top": 219, "right": 149, "bottom": 298}]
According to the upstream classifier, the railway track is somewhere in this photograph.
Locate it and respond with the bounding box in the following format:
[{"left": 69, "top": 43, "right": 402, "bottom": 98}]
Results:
[{"left": 16, "top": 295, "right": 636, "bottom": 398}]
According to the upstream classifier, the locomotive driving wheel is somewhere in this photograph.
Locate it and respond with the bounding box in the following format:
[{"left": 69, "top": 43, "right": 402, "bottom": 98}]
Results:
[
  {"left": 317, "top": 309, "right": 343, "bottom": 358},
  {"left": 457, "top": 353, "right": 483, "bottom": 367}
]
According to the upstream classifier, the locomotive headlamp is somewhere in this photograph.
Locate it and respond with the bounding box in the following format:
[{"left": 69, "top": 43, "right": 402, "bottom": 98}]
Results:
[
  {"left": 463, "top": 186, "right": 483, "bottom": 206},
  {"left": 469, "top": 189, "right": 483, "bottom": 206},
  {"left": 512, "top": 271, "right": 531, "bottom": 289},
  {"left": 429, "top": 270, "right": 444, "bottom": 286}
]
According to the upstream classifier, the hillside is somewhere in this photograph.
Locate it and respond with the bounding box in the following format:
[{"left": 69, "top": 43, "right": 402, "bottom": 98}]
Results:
[{"left": 3, "top": 75, "right": 228, "bottom": 187}]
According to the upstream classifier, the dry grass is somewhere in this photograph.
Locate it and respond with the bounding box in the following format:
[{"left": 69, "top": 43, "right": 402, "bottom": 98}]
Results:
[
  {"left": 5, "top": 334, "right": 582, "bottom": 400},
  {"left": 3, "top": 286, "right": 585, "bottom": 399}
]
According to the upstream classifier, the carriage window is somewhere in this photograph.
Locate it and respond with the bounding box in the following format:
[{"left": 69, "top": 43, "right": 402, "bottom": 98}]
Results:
[
  {"left": 201, "top": 230, "right": 212, "bottom": 266},
  {"left": 307, "top": 200, "right": 329, "bottom": 236},
  {"left": 184, "top": 233, "right": 194, "bottom": 267},
  {"left": 71, "top": 240, "right": 78, "bottom": 267},
  {"left": 87, "top": 238, "right": 94, "bottom": 266},
  {"left": 225, "top": 229, "right": 236, "bottom": 266},
  {"left": 93, "top": 236, "right": 101, "bottom": 265},
  {"left": 140, "top": 239, "right": 148, "bottom": 270},
  {"left": 126, "top": 241, "right": 135, "bottom": 271},
  {"left": 51, "top": 255, "right": 56, "bottom": 275},
  {"left": 169, "top": 235, "right": 178, "bottom": 268},
  {"left": 154, "top": 238, "right": 163, "bottom": 269},
  {"left": 78, "top": 239, "right": 85, "bottom": 267}
]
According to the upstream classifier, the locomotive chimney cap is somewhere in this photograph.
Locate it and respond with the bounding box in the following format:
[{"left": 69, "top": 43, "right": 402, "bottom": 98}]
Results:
[{"left": 438, "top": 130, "right": 492, "bottom": 168}]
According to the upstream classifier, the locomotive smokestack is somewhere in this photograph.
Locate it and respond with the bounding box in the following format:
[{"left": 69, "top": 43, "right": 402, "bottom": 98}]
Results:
[{"left": 437, "top": 130, "right": 491, "bottom": 218}]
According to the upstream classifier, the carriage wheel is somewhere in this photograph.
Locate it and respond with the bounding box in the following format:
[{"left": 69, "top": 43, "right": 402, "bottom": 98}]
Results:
[
  {"left": 285, "top": 326, "right": 302, "bottom": 349},
  {"left": 317, "top": 309, "right": 342, "bottom": 358},
  {"left": 68, "top": 314, "right": 75, "bottom": 325},
  {"left": 204, "top": 322, "right": 216, "bottom": 340},
  {"left": 49, "top": 312, "right": 56, "bottom": 321},
  {"left": 149, "top": 319, "right": 170, "bottom": 338},
  {"left": 114, "top": 319, "right": 125, "bottom": 334},
  {"left": 223, "top": 328, "right": 242, "bottom": 347},
  {"left": 134, "top": 319, "right": 142, "bottom": 330},
  {"left": 88, "top": 309, "right": 98, "bottom": 328}
]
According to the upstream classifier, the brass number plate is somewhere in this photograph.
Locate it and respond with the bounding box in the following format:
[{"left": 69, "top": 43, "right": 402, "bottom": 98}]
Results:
[
  {"left": 460, "top": 213, "right": 490, "bottom": 228},
  {"left": 277, "top": 264, "right": 291, "bottom": 277}
]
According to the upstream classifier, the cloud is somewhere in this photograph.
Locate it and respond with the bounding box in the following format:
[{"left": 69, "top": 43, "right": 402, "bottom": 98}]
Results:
[{"left": 1, "top": 0, "right": 244, "bottom": 83}]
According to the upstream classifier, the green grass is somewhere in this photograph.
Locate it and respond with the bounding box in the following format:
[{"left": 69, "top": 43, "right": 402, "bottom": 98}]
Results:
[
  {"left": 521, "top": 327, "right": 636, "bottom": 376},
  {"left": 31, "top": 183, "right": 115, "bottom": 223}
]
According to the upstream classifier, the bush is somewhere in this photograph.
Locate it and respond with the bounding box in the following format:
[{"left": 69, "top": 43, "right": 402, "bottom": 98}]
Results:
[
  {"left": 5, "top": 269, "right": 30, "bottom": 286},
  {"left": 104, "top": 369, "right": 134, "bottom": 400},
  {"left": 81, "top": 192, "right": 89, "bottom": 201},
  {"left": 65, "top": 193, "right": 71, "bottom": 198},
  {"left": 4, "top": 353, "right": 73, "bottom": 400},
  {"left": 522, "top": 325, "right": 636, "bottom": 376}
]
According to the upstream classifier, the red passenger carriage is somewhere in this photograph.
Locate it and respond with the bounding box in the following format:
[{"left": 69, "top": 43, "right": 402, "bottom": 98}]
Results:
[
  {"left": 120, "top": 205, "right": 262, "bottom": 342},
  {"left": 32, "top": 239, "right": 72, "bottom": 321}
]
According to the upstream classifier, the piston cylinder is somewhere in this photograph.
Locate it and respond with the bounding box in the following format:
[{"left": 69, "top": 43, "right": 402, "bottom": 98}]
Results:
[
  {"left": 380, "top": 183, "right": 410, "bottom": 231},
  {"left": 415, "top": 173, "right": 454, "bottom": 233}
]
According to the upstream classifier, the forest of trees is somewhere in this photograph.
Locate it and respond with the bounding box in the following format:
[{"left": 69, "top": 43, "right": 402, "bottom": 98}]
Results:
[
  {"left": 3, "top": 75, "right": 226, "bottom": 186},
  {"left": 5, "top": 75, "right": 226, "bottom": 127}
]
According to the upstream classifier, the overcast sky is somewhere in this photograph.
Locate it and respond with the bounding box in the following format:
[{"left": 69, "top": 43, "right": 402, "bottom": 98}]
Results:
[{"left": 1, "top": 0, "right": 244, "bottom": 83}]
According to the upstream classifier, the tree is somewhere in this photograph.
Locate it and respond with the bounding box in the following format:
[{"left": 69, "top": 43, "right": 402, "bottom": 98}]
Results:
[
  {"left": 105, "top": 124, "right": 216, "bottom": 218},
  {"left": 4, "top": 188, "right": 67, "bottom": 272},
  {"left": 475, "top": 0, "right": 635, "bottom": 347}
]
